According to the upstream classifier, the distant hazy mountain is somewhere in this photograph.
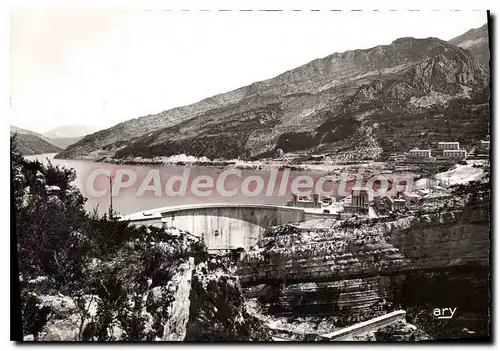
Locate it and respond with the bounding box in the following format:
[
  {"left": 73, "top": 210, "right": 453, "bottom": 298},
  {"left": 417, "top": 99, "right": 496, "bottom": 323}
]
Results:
[
  {"left": 43, "top": 125, "right": 103, "bottom": 138},
  {"left": 57, "top": 25, "right": 490, "bottom": 162},
  {"left": 48, "top": 136, "right": 84, "bottom": 149},
  {"left": 449, "top": 23, "right": 489, "bottom": 68},
  {"left": 11, "top": 126, "right": 53, "bottom": 143},
  {"left": 11, "top": 126, "right": 62, "bottom": 155}
]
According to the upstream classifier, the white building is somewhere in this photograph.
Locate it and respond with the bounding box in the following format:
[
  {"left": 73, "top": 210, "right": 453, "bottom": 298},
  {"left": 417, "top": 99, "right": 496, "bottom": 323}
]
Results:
[
  {"left": 442, "top": 149, "right": 467, "bottom": 159},
  {"left": 438, "top": 142, "right": 459, "bottom": 150},
  {"left": 480, "top": 140, "right": 490, "bottom": 151},
  {"left": 392, "top": 199, "right": 407, "bottom": 211},
  {"left": 408, "top": 149, "right": 431, "bottom": 158}
]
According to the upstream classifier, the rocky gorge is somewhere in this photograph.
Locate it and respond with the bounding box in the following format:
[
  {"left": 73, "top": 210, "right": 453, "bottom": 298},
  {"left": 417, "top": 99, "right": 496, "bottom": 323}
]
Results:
[{"left": 237, "top": 182, "right": 490, "bottom": 339}]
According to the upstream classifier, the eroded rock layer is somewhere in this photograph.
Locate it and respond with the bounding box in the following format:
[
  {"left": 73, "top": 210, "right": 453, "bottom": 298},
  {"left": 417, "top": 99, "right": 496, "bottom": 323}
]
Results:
[{"left": 237, "top": 184, "right": 490, "bottom": 338}]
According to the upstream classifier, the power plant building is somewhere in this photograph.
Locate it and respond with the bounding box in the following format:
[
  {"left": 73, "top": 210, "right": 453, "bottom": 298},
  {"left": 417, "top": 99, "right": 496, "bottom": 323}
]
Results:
[
  {"left": 438, "top": 142, "right": 460, "bottom": 150},
  {"left": 442, "top": 149, "right": 467, "bottom": 159},
  {"left": 408, "top": 149, "right": 431, "bottom": 158},
  {"left": 286, "top": 193, "right": 321, "bottom": 208},
  {"left": 392, "top": 198, "right": 407, "bottom": 211},
  {"left": 480, "top": 140, "right": 490, "bottom": 151},
  {"left": 344, "top": 187, "right": 369, "bottom": 215}
]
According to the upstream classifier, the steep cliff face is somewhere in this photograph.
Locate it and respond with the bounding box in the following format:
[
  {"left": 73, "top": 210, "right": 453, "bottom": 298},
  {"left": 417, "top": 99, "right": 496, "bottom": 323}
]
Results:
[
  {"left": 185, "top": 259, "right": 272, "bottom": 341},
  {"left": 237, "top": 184, "right": 490, "bottom": 339},
  {"left": 56, "top": 30, "right": 490, "bottom": 161}
]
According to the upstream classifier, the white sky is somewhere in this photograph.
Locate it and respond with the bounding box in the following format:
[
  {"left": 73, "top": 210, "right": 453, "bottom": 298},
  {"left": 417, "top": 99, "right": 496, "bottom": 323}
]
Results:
[{"left": 9, "top": 9, "right": 488, "bottom": 134}]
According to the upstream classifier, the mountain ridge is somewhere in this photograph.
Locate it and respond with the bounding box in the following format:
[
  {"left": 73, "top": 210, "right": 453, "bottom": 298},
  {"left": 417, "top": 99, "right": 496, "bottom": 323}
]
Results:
[
  {"left": 56, "top": 27, "right": 490, "bottom": 161},
  {"left": 449, "top": 23, "right": 489, "bottom": 68},
  {"left": 11, "top": 126, "right": 62, "bottom": 155}
]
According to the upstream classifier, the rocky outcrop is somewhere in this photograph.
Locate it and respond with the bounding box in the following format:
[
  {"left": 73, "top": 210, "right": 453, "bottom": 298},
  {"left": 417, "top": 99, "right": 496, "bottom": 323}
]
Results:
[
  {"left": 239, "top": 205, "right": 488, "bottom": 284},
  {"left": 369, "top": 320, "right": 430, "bottom": 341},
  {"left": 185, "top": 258, "right": 272, "bottom": 341},
  {"left": 21, "top": 233, "right": 271, "bottom": 341},
  {"left": 57, "top": 27, "right": 490, "bottom": 161},
  {"left": 237, "top": 184, "right": 490, "bottom": 339},
  {"left": 161, "top": 258, "right": 194, "bottom": 341}
]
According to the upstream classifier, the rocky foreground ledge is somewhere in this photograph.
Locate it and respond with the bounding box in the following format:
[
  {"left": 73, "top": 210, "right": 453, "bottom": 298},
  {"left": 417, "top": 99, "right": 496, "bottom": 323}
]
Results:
[{"left": 20, "top": 231, "right": 271, "bottom": 341}]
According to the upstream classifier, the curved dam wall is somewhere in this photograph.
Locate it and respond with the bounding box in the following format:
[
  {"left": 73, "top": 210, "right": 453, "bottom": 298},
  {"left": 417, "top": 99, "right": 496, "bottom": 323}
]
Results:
[{"left": 124, "top": 204, "right": 305, "bottom": 250}]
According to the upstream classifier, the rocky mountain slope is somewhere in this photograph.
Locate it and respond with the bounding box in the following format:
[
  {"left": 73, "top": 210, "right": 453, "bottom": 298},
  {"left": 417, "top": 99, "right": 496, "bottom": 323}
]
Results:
[
  {"left": 449, "top": 23, "right": 489, "bottom": 69},
  {"left": 11, "top": 126, "right": 62, "bottom": 155},
  {"left": 56, "top": 28, "right": 490, "bottom": 162}
]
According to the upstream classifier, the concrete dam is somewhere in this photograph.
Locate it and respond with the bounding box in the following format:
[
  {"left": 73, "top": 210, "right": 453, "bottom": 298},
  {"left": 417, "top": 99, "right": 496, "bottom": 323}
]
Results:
[{"left": 121, "top": 204, "right": 308, "bottom": 250}]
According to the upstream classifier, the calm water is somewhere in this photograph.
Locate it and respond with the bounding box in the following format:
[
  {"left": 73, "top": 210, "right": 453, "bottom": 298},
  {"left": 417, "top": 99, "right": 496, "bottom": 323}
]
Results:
[{"left": 24, "top": 154, "right": 328, "bottom": 217}]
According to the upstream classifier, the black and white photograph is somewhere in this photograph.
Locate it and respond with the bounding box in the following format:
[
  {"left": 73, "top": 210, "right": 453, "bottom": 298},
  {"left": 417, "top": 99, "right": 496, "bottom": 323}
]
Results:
[{"left": 9, "top": 7, "right": 492, "bottom": 342}]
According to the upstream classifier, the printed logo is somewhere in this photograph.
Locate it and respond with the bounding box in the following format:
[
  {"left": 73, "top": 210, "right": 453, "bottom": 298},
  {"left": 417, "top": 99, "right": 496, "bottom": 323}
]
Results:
[{"left": 433, "top": 307, "right": 457, "bottom": 320}]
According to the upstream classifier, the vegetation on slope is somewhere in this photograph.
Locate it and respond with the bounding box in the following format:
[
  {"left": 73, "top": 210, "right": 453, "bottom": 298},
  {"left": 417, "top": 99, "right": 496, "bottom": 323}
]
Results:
[{"left": 11, "top": 132, "right": 62, "bottom": 156}]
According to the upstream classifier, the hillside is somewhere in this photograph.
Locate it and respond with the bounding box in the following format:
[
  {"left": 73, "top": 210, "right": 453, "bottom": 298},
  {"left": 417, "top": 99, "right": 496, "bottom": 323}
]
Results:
[
  {"left": 11, "top": 126, "right": 53, "bottom": 143},
  {"left": 56, "top": 31, "right": 490, "bottom": 162},
  {"left": 11, "top": 126, "right": 62, "bottom": 155},
  {"left": 449, "top": 23, "right": 489, "bottom": 69}
]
